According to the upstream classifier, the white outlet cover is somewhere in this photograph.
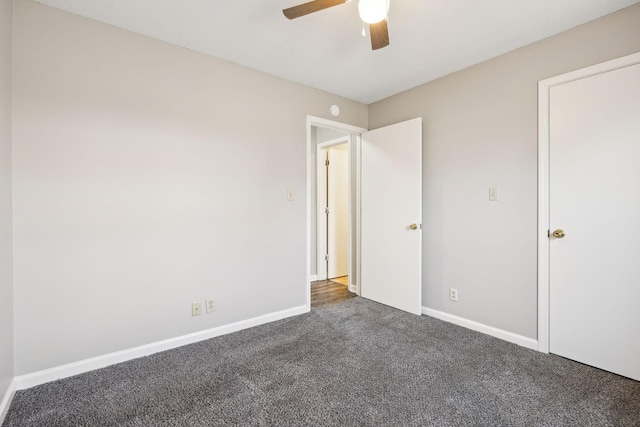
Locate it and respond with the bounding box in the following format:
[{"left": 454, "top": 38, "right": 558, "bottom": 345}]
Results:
[{"left": 206, "top": 298, "right": 216, "bottom": 313}]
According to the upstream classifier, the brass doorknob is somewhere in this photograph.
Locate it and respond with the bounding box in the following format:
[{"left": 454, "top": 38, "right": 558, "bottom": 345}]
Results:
[
  {"left": 409, "top": 223, "right": 419, "bottom": 230},
  {"left": 552, "top": 229, "right": 565, "bottom": 238}
]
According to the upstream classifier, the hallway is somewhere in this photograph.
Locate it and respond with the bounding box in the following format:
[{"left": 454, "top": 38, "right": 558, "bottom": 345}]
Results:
[{"left": 310, "top": 278, "right": 356, "bottom": 308}]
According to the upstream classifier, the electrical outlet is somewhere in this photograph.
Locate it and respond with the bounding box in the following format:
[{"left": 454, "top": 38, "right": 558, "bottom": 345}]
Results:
[
  {"left": 449, "top": 288, "right": 458, "bottom": 302},
  {"left": 206, "top": 297, "right": 216, "bottom": 313},
  {"left": 192, "top": 302, "right": 202, "bottom": 316}
]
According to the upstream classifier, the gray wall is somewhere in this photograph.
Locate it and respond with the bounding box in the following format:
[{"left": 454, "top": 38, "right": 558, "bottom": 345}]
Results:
[
  {"left": 369, "top": 3, "right": 640, "bottom": 339},
  {"left": 0, "top": 0, "right": 14, "bottom": 402},
  {"left": 12, "top": 0, "right": 367, "bottom": 375}
]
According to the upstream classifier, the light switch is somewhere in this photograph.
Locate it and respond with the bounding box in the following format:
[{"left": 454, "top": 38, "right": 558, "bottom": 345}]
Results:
[{"left": 489, "top": 187, "right": 498, "bottom": 201}]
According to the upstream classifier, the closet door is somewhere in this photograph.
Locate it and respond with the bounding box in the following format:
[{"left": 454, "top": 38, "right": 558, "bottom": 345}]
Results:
[{"left": 548, "top": 62, "right": 640, "bottom": 381}]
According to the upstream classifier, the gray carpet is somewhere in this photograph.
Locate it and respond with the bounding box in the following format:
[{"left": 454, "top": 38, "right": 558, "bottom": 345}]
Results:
[{"left": 4, "top": 297, "right": 640, "bottom": 426}]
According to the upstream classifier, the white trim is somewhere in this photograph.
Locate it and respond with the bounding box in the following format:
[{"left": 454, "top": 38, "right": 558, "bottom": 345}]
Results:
[
  {"left": 348, "top": 284, "right": 358, "bottom": 294},
  {"left": 346, "top": 139, "right": 354, "bottom": 291},
  {"left": 309, "top": 274, "right": 318, "bottom": 282},
  {"left": 537, "top": 52, "right": 640, "bottom": 354},
  {"left": 316, "top": 142, "right": 328, "bottom": 282},
  {"left": 0, "top": 378, "right": 17, "bottom": 424},
  {"left": 422, "top": 307, "right": 538, "bottom": 350},
  {"left": 537, "top": 78, "right": 551, "bottom": 353},
  {"left": 15, "top": 305, "right": 308, "bottom": 390},
  {"left": 308, "top": 116, "right": 367, "bottom": 135},
  {"left": 354, "top": 135, "right": 362, "bottom": 296},
  {"left": 306, "top": 115, "right": 367, "bottom": 309}
]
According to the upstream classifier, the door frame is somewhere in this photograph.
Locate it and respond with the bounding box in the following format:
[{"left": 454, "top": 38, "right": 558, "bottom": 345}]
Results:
[
  {"left": 316, "top": 136, "right": 351, "bottom": 282},
  {"left": 537, "top": 52, "right": 640, "bottom": 353},
  {"left": 306, "top": 116, "right": 367, "bottom": 310}
]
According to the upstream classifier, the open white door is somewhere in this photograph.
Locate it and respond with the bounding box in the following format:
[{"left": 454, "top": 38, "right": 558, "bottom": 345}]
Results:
[{"left": 361, "top": 118, "right": 422, "bottom": 315}]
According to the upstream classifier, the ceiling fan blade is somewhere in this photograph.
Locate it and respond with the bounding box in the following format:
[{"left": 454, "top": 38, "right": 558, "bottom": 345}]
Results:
[
  {"left": 369, "top": 20, "right": 389, "bottom": 50},
  {"left": 283, "top": 0, "right": 348, "bottom": 20}
]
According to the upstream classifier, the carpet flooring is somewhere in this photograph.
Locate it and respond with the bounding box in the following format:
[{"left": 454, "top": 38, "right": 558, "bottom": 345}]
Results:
[{"left": 4, "top": 297, "right": 640, "bottom": 426}]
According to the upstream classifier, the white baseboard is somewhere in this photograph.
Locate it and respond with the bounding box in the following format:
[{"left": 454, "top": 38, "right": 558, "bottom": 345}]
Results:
[
  {"left": 16, "top": 305, "right": 309, "bottom": 390},
  {"left": 0, "top": 378, "right": 17, "bottom": 424},
  {"left": 421, "top": 307, "right": 538, "bottom": 350},
  {"left": 309, "top": 275, "right": 318, "bottom": 282},
  {"left": 348, "top": 284, "right": 358, "bottom": 294}
]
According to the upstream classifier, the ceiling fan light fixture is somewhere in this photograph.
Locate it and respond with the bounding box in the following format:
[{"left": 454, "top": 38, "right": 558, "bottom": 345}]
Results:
[{"left": 358, "top": 0, "right": 388, "bottom": 24}]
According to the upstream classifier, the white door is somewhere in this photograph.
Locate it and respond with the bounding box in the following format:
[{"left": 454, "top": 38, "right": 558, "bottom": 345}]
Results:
[
  {"left": 361, "top": 118, "right": 422, "bottom": 315},
  {"left": 549, "top": 63, "right": 640, "bottom": 381},
  {"left": 327, "top": 145, "right": 349, "bottom": 278}
]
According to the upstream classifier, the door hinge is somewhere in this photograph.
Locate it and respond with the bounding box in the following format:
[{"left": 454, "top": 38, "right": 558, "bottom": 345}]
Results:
[
  {"left": 325, "top": 207, "right": 329, "bottom": 214},
  {"left": 324, "top": 254, "right": 329, "bottom": 261},
  {"left": 325, "top": 159, "right": 330, "bottom": 166}
]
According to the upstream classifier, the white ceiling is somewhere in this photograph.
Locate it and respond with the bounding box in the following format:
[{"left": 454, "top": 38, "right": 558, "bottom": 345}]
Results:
[{"left": 33, "top": 0, "right": 639, "bottom": 104}]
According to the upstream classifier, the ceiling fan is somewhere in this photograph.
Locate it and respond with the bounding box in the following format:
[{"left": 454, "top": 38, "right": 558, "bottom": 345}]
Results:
[{"left": 283, "top": 0, "right": 390, "bottom": 50}]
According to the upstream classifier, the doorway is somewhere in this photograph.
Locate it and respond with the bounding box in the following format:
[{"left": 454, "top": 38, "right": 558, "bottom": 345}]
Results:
[
  {"left": 314, "top": 138, "right": 353, "bottom": 307},
  {"left": 306, "top": 117, "right": 365, "bottom": 310},
  {"left": 538, "top": 52, "right": 640, "bottom": 380},
  {"left": 306, "top": 115, "right": 423, "bottom": 315},
  {"left": 317, "top": 138, "right": 350, "bottom": 284}
]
